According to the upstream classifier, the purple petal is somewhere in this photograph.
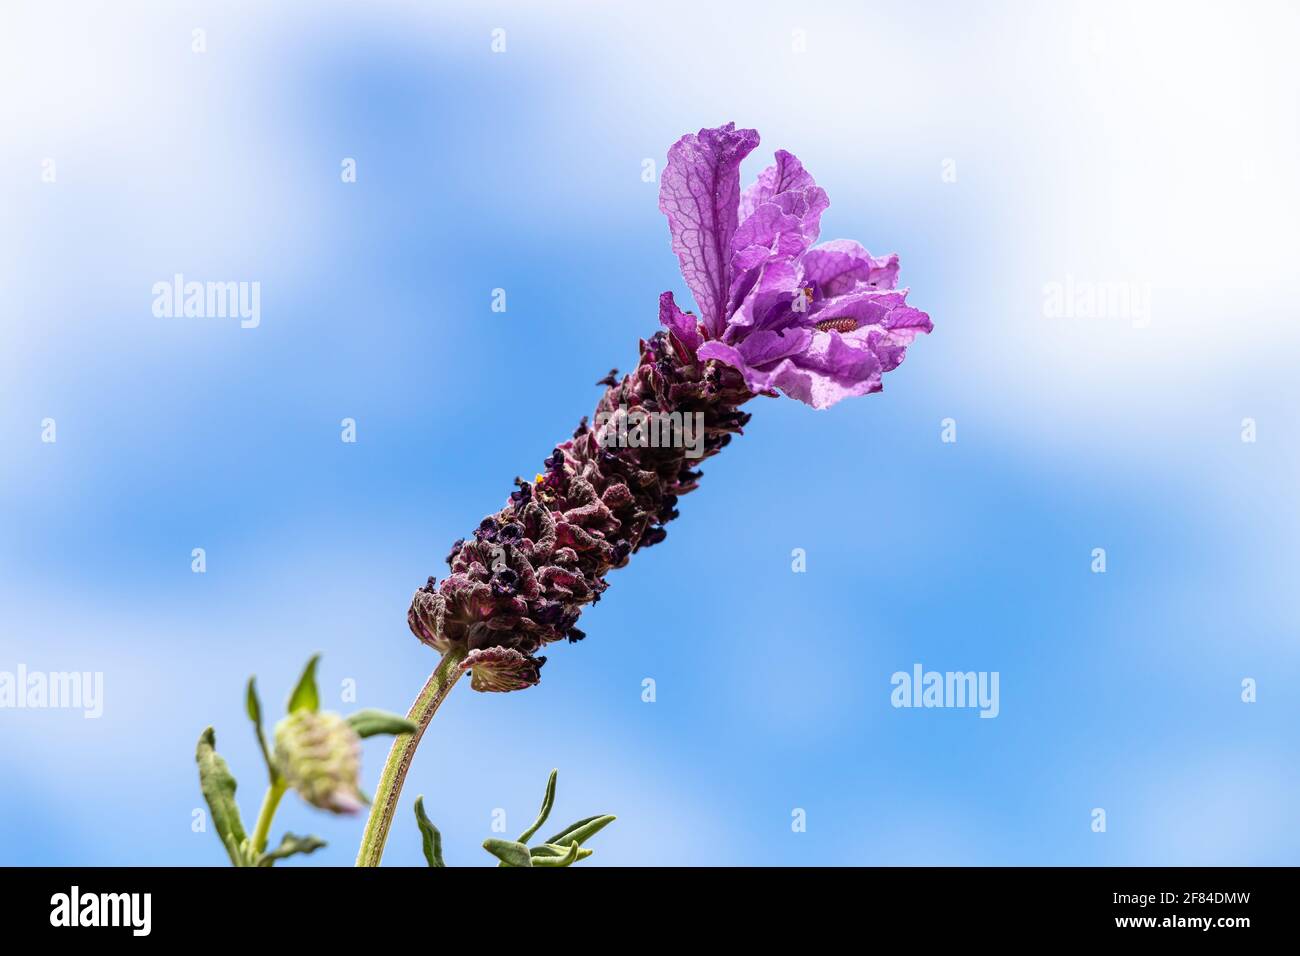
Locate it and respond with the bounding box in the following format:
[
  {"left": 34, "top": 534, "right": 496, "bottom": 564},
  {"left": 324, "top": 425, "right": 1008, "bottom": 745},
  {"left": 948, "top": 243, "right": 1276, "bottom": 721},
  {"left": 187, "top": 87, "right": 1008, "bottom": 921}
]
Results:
[
  {"left": 738, "top": 150, "right": 825, "bottom": 224},
  {"left": 728, "top": 151, "right": 829, "bottom": 315},
  {"left": 659, "top": 123, "right": 760, "bottom": 337},
  {"left": 698, "top": 328, "right": 810, "bottom": 394},
  {"left": 812, "top": 289, "right": 933, "bottom": 343},
  {"left": 708, "top": 289, "right": 931, "bottom": 409},
  {"left": 859, "top": 302, "right": 933, "bottom": 372},
  {"left": 801, "top": 239, "right": 899, "bottom": 294},
  {"left": 769, "top": 331, "right": 887, "bottom": 409},
  {"left": 738, "top": 327, "right": 813, "bottom": 367},
  {"left": 696, "top": 339, "right": 774, "bottom": 391},
  {"left": 723, "top": 257, "right": 802, "bottom": 340},
  {"left": 696, "top": 339, "right": 749, "bottom": 373},
  {"left": 657, "top": 291, "right": 702, "bottom": 350},
  {"left": 730, "top": 203, "right": 812, "bottom": 275}
]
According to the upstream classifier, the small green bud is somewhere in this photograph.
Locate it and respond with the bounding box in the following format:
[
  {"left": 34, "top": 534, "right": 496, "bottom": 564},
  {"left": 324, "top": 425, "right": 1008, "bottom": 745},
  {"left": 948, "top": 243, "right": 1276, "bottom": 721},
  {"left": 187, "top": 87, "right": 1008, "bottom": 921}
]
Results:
[{"left": 273, "top": 710, "right": 364, "bottom": 814}]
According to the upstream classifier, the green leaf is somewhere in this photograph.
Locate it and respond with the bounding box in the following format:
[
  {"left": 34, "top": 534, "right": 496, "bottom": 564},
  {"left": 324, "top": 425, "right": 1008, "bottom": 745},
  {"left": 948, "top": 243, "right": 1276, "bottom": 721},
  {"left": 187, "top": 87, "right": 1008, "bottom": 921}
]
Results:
[
  {"left": 286, "top": 654, "right": 321, "bottom": 714},
  {"left": 195, "top": 727, "right": 248, "bottom": 867},
  {"left": 531, "top": 841, "right": 581, "bottom": 867},
  {"left": 482, "top": 838, "right": 533, "bottom": 868},
  {"left": 413, "top": 796, "right": 445, "bottom": 867},
  {"left": 245, "top": 676, "right": 261, "bottom": 726},
  {"left": 531, "top": 843, "right": 593, "bottom": 863},
  {"left": 544, "top": 814, "right": 616, "bottom": 849},
  {"left": 246, "top": 677, "right": 278, "bottom": 784},
  {"left": 345, "top": 709, "right": 417, "bottom": 739},
  {"left": 517, "top": 769, "right": 558, "bottom": 843},
  {"left": 258, "top": 833, "right": 326, "bottom": 867}
]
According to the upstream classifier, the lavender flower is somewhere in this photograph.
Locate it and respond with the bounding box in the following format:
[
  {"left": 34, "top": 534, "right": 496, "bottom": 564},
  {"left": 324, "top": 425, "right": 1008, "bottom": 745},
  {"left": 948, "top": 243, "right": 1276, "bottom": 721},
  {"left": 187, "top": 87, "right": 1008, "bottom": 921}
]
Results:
[{"left": 407, "top": 123, "right": 931, "bottom": 693}]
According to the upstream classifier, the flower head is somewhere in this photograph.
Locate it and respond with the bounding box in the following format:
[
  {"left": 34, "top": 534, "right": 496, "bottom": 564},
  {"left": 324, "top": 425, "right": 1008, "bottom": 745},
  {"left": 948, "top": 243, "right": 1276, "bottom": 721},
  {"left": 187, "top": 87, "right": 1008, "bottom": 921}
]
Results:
[
  {"left": 274, "top": 710, "right": 364, "bottom": 814},
  {"left": 406, "top": 125, "right": 931, "bottom": 692},
  {"left": 658, "top": 123, "right": 931, "bottom": 408}
]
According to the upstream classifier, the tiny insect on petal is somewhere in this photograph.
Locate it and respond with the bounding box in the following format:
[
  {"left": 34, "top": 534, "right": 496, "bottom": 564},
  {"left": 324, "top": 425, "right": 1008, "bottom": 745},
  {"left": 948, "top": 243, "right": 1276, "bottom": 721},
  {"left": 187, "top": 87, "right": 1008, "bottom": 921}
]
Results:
[{"left": 813, "top": 317, "right": 858, "bottom": 333}]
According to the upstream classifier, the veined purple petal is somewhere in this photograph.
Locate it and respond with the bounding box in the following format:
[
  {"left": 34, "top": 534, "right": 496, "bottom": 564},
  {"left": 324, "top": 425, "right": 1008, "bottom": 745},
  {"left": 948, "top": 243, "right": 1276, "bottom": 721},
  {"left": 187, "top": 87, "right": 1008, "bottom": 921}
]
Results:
[
  {"left": 768, "top": 330, "right": 887, "bottom": 409},
  {"left": 659, "top": 123, "right": 760, "bottom": 337},
  {"left": 730, "top": 203, "right": 813, "bottom": 276},
  {"left": 851, "top": 301, "right": 933, "bottom": 372},
  {"left": 728, "top": 151, "right": 829, "bottom": 313},
  {"left": 738, "top": 327, "right": 813, "bottom": 367},
  {"left": 801, "top": 239, "right": 899, "bottom": 295},
  {"left": 738, "top": 150, "right": 826, "bottom": 224}
]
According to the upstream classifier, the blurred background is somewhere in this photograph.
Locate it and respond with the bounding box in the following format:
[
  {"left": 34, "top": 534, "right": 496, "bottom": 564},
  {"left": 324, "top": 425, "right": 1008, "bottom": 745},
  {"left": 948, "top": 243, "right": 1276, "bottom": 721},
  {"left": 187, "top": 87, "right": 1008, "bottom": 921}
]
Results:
[{"left": 2, "top": 0, "right": 1298, "bottom": 866}]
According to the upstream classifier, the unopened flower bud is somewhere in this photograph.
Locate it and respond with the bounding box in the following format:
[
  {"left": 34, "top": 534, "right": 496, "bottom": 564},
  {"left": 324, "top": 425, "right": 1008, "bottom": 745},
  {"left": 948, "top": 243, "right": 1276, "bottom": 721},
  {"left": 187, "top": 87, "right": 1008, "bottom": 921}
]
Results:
[{"left": 274, "top": 710, "right": 364, "bottom": 814}]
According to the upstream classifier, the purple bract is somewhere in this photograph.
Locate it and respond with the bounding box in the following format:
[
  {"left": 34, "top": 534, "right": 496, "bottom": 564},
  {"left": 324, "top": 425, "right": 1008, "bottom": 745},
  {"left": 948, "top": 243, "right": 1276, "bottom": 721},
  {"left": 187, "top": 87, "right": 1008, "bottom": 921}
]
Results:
[{"left": 659, "top": 123, "right": 931, "bottom": 409}]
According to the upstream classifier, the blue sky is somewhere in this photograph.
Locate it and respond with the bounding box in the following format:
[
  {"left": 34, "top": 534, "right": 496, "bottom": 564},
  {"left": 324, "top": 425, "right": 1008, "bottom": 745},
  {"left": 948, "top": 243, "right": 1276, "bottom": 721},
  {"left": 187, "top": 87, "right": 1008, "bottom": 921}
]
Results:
[{"left": 2, "top": 0, "right": 1298, "bottom": 866}]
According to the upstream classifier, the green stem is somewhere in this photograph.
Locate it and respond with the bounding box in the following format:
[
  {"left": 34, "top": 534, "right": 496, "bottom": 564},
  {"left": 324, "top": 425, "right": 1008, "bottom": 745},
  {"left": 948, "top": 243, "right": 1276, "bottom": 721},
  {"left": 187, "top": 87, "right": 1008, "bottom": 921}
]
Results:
[
  {"left": 355, "top": 647, "right": 467, "bottom": 867},
  {"left": 251, "top": 778, "right": 287, "bottom": 857}
]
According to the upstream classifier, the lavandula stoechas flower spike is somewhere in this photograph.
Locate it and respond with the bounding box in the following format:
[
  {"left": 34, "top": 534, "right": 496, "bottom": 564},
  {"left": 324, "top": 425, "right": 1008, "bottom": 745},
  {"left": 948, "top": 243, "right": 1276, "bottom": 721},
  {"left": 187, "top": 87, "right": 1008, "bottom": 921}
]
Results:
[{"left": 407, "top": 123, "right": 931, "bottom": 694}]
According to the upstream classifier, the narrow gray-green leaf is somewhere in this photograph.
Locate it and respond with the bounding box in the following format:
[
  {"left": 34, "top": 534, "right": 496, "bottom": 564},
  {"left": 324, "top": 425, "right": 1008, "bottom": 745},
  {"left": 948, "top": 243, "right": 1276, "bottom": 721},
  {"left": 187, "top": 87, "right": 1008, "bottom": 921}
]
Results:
[
  {"left": 531, "top": 843, "right": 593, "bottom": 862},
  {"left": 482, "top": 838, "right": 533, "bottom": 868},
  {"left": 246, "top": 676, "right": 278, "bottom": 784},
  {"left": 345, "top": 709, "right": 417, "bottom": 739},
  {"left": 531, "top": 841, "right": 581, "bottom": 867},
  {"left": 544, "top": 814, "right": 615, "bottom": 849},
  {"left": 258, "top": 832, "right": 326, "bottom": 867},
  {"left": 286, "top": 654, "right": 321, "bottom": 714},
  {"left": 517, "top": 769, "right": 558, "bottom": 843},
  {"left": 414, "top": 796, "right": 445, "bottom": 867},
  {"left": 195, "top": 727, "right": 247, "bottom": 867}
]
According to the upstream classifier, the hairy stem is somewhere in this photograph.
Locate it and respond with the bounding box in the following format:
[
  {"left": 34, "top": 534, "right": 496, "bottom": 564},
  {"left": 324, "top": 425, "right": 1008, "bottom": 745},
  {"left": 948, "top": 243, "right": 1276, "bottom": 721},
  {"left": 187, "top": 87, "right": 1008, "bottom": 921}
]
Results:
[
  {"left": 355, "top": 647, "right": 468, "bottom": 867},
  {"left": 251, "top": 778, "right": 287, "bottom": 858}
]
